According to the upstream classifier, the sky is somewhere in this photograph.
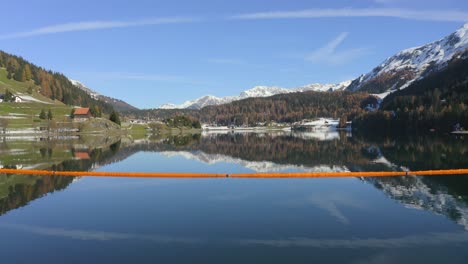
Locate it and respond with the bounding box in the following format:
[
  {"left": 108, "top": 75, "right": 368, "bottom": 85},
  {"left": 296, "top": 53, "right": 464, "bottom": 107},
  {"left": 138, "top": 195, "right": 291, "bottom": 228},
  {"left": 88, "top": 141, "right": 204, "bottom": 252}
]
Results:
[{"left": 0, "top": 0, "right": 467, "bottom": 109}]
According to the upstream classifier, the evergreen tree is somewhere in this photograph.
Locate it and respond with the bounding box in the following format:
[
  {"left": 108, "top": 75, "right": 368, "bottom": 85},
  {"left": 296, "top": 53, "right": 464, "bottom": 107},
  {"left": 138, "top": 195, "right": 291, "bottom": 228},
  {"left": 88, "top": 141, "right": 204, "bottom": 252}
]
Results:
[
  {"left": 90, "top": 105, "right": 102, "bottom": 118},
  {"left": 39, "top": 109, "right": 47, "bottom": 120},
  {"left": 70, "top": 109, "right": 75, "bottom": 119},
  {"left": 4, "top": 90, "right": 13, "bottom": 102},
  {"left": 47, "top": 109, "right": 53, "bottom": 120},
  {"left": 14, "top": 67, "right": 25, "bottom": 82},
  {"left": 109, "top": 110, "right": 121, "bottom": 125}
]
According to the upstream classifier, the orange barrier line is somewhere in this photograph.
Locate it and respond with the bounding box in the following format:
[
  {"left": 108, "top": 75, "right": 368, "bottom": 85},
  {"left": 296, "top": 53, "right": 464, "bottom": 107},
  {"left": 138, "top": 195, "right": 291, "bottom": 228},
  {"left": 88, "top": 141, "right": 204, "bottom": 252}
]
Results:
[
  {"left": 230, "top": 171, "right": 409, "bottom": 178},
  {"left": 0, "top": 168, "right": 468, "bottom": 178},
  {"left": 0, "top": 169, "right": 227, "bottom": 178}
]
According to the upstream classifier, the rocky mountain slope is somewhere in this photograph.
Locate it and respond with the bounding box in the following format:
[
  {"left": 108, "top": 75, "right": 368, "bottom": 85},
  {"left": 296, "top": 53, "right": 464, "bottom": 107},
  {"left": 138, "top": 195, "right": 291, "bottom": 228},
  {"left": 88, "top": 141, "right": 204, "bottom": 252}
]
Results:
[{"left": 347, "top": 23, "right": 468, "bottom": 95}]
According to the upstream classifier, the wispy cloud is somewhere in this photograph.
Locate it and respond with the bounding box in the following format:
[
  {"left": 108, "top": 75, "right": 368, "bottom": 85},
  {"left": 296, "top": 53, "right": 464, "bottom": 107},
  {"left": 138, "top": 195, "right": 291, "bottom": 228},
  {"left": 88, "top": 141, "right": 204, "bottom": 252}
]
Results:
[
  {"left": 239, "top": 231, "right": 468, "bottom": 248},
  {"left": 307, "top": 192, "right": 367, "bottom": 225},
  {"left": 0, "top": 17, "right": 199, "bottom": 39},
  {"left": 230, "top": 8, "right": 468, "bottom": 22},
  {"left": 0, "top": 223, "right": 201, "bottom": 244},
  {"left": 305, "top": 32, "right": 371, "bottom": 65}
]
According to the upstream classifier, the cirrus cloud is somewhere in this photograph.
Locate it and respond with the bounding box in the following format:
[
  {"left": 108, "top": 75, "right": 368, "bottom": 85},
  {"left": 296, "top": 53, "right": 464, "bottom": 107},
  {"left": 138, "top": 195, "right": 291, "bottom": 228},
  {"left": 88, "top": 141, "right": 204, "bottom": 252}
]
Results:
[
  {"left": 230, "top": 8, "right": 468, "bottom": 22},
  {"left": 305, "top": 32, "right": 372, "bottom": 65},
  {"left": 0, "top": 17, "right": 200, "bottom": 40}
]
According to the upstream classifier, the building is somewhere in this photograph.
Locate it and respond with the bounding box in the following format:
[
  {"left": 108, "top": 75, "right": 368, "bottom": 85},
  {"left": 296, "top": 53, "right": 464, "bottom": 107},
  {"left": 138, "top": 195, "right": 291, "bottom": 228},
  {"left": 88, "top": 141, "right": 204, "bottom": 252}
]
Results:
[
  {"left": 0, "top": 94, "right": 23, "bottom": 103},
  {"left": 73, "top": 108, "right": 91, "bottom": 121},
  {"left": 74, "top": 152, "right": 90, "bottom": 160},
  {"left": 13, "top": 96, "right": 22, "bottom": 103}
]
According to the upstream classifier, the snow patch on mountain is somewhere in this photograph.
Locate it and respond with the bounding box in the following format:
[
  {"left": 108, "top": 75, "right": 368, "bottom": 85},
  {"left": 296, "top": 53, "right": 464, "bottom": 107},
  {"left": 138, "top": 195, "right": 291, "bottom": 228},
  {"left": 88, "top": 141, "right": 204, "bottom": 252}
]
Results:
[{"left": 158, "top": 80, "right": 351, "bottom": 109}]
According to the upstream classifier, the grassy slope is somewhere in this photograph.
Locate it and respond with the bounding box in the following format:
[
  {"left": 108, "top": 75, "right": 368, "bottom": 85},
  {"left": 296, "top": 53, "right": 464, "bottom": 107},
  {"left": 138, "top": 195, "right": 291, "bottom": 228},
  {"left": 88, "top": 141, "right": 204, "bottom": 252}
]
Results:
[{"left": 0, "top": 68, "right": 73, "bottom": 129}]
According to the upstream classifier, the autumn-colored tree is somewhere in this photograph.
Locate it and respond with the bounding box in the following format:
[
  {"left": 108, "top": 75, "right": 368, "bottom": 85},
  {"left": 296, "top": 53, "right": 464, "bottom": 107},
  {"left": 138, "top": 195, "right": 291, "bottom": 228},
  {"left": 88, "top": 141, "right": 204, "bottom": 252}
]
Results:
[
  {"left": 0, "top": 50, "right": 115, "bottom": 114},
  {"left": 23, "top": 64, "right": 32, "bottom": 81},
  {"left": 338, "top": 115, "right": 347, "bottom": 128},
  {"left": 6, "top": 57, "right": 19, "bottom": 78}
]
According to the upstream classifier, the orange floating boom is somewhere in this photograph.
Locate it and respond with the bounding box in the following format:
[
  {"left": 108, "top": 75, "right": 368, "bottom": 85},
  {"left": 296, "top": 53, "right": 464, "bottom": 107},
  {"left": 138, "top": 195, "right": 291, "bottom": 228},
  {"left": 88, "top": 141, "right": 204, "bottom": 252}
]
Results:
[
  {"left": 0, "top": 169, "right": 227, "bottom": 178},
  {"left": 0, "top": 168, "right": 468, "bottom": 178}
]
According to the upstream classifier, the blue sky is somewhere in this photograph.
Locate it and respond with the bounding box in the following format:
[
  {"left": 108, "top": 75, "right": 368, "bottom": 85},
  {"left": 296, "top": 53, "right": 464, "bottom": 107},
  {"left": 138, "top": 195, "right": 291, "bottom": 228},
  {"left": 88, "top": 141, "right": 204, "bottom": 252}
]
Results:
[{"left": 0, "top": 0, "right": 467, "bottom": 109}]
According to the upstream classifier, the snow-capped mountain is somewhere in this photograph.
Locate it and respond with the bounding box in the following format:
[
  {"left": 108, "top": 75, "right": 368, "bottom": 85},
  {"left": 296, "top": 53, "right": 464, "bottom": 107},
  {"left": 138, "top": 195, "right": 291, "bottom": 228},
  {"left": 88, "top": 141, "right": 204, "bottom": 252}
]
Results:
[
  {"left": 347, "top": 23, "right": 468, "bottom": 95},
  {"left": 297, "top": 80, "right": 352, "bottom": 92},
  {"left": 70, "top": 80, "right": 100, "bottom": 99},
  {"left": 239, "top": 86, "right": 290, "bottom": 98},
  {"left": 159, "top": 81, "right": 351, "bottom": 109},
  {"left": 69, "top": 79, "right": 139, "bottom": 112},
  {"left": 364, "top": 176, "right": 468, "bottom": 230},
  {"left": 160, "top": 150, "right": 349, "bottom": 173}
]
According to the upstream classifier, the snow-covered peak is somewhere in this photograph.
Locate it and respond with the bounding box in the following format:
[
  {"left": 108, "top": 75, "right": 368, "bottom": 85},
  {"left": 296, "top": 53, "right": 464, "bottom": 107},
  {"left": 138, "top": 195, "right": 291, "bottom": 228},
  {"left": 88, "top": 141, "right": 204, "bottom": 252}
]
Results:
[
  {"left": 160, "top": 150, "right": 349, "bottom": 173},
  {"left": 69, "top": 79, "right": 99, "bottom": 99},
  {"left": 347, "top": 23, "right": 468, "bottom": 94},
  {"left": 158, "top": 81, "right": 352, "bottom": 109},
  {"left": 159, "top": 103, "right": 178, "bottom": 109},
  {"left": 297, "top": 80, "right": 352, "bottom": 92},
  {"left": 239, "top": 86, "right": 290, "bottom": 98},
  {"left": 69, "top": 78, "right": 138, "bottom": 111},
  {"left": 69, "top": 79, "right": 81, "bottom": 86}
]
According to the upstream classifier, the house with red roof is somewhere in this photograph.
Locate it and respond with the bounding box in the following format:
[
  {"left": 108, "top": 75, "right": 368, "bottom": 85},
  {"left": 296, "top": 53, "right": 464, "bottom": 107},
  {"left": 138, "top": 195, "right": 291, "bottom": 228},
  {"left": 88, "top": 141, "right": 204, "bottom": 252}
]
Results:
[{"left": 73, "top": 108, "right": 91, "bottom": 122}]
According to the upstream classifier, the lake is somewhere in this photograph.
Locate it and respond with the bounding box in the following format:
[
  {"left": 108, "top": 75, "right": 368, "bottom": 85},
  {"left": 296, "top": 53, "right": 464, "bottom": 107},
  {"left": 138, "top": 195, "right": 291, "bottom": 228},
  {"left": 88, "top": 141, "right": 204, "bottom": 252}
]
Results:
[{"left": 0, "top": 131, "right": 467, "bottom": 263}]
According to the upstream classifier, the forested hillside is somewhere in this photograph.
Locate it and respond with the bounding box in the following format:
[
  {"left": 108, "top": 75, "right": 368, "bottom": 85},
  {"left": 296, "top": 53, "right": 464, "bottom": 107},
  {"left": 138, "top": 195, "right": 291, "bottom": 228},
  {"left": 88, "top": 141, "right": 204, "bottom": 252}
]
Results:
[
  {"left": 0, "top": 50, "right": 114, "bottom": 113},
  {"left": 193, "top": 91, "right": 371, "bottom": 125},
  {"left": 353, "top": 51, "right": 468, "bottom": 134},
  {"left": 124, "top": 91, "right": 372, "bottom": 125}
]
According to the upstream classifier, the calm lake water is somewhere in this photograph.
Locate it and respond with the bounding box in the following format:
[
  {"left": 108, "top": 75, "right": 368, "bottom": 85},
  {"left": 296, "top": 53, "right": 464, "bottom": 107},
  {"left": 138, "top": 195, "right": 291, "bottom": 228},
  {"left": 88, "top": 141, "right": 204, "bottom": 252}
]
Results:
[{"left": 0, "top": 131, "right": 467, "bottom": 263}]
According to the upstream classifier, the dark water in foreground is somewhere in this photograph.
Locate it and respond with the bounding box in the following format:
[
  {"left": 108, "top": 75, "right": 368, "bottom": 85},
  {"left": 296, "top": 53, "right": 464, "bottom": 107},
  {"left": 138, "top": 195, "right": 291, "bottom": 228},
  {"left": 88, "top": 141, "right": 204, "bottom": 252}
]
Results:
[{"left": 0, "top": 132, "right": 467, "bottom": 263}]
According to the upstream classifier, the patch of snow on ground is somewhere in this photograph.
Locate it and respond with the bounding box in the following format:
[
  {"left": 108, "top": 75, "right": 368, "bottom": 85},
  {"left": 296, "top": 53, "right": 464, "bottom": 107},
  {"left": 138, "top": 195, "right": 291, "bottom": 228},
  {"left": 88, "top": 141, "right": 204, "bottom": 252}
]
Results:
[{"left": 17, "top": 94, "right": 52, "bottom": 104}]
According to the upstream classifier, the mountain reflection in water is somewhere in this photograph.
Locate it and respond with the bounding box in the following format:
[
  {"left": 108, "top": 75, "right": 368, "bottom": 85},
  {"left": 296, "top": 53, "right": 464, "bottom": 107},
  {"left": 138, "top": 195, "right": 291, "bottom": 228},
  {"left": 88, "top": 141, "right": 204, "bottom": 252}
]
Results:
[{"left": 0, "top": 131, "right": 467, "bottom": 230}]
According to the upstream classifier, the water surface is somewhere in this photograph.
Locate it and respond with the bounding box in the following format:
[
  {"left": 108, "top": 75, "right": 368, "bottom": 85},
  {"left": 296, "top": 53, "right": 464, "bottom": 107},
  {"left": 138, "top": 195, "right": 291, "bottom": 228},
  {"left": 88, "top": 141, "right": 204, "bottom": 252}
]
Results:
[{"left": 0, "top": 132, "right": 467, "bottom": 263}]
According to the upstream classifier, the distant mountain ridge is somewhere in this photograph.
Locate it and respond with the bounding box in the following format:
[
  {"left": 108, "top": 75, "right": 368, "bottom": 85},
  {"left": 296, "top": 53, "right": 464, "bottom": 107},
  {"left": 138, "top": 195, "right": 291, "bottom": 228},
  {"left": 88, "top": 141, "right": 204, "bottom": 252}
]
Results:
[
  {"left": 70, "top": 79, "right": 139, "bottom": 112},
  {"left": 347, "top": 23, "right": 468, "bottom": 95},
  {"left": 159, "top": 81, "right": 351, "bottom": 110}
]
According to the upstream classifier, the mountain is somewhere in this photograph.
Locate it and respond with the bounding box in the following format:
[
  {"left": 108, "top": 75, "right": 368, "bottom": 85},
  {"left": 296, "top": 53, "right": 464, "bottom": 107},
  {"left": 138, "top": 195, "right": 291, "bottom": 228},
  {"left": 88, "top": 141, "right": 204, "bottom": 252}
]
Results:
[
  {"left": 159, "top": 95, "right": 234, "bottom": 110},
  {"left": 159, "top": 81, "right": 351, "bottom": 110},
  {"left": 0, "top": 50, "right": 114, "bottom": 113},
  {"left": 70, "top": 79, "right": 139, "bottom": 112},
  {"left": 347, "top": 23, "right": 468, "bottom": 95},
  {"left": 155, "top": 24, "right": 467, "bottom": 109},
  {"left": 352, "top": 49, "right": 468, "bottom": 134},
  {"left": 195, "top": 90, "right": 370, "bottom": 125},
  {"left": 365, "top": 176, "right": 468, "bottom": 230}
]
